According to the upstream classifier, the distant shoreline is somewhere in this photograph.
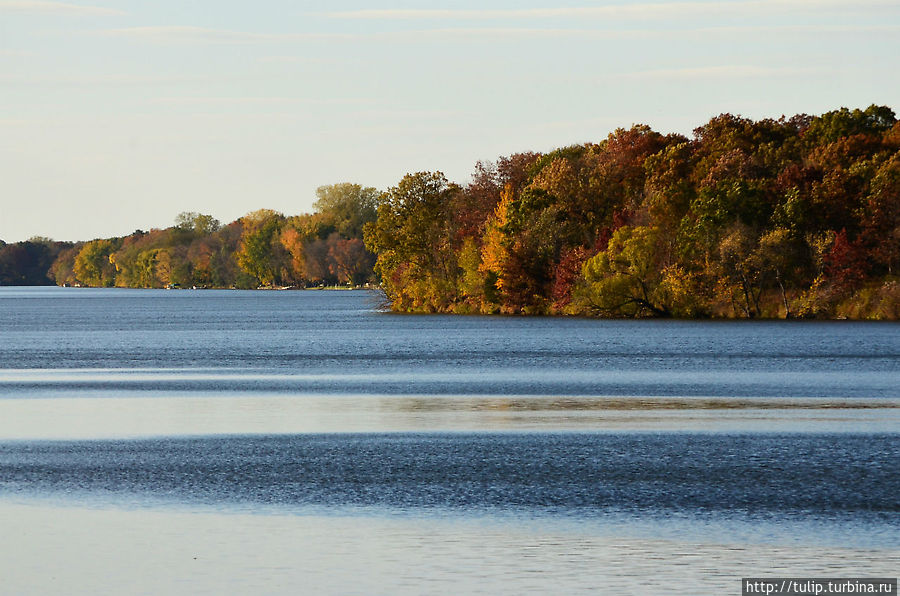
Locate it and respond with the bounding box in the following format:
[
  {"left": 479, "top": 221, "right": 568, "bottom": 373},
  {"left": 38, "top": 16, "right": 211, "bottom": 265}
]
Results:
[
  {"left": 4, "top": 284, "right": 898, "bottom": 322},
  {"left": 3, "top": 106, "right": 898, "bottom": 320}
]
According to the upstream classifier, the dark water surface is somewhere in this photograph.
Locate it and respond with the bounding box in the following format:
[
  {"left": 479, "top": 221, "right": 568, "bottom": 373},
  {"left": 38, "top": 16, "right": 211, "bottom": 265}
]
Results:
[
  {"left": 2, "top": 433, "right": 897, "bottom": 518},
  {"left": 0, "top": 287, "right": 897, "bottom": 594}
]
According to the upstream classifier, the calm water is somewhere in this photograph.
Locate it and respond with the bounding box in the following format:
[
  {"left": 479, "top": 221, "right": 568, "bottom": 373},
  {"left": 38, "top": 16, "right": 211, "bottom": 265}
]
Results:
[{"left": 0, "top": 287, "right": 897, "bottom": 595}]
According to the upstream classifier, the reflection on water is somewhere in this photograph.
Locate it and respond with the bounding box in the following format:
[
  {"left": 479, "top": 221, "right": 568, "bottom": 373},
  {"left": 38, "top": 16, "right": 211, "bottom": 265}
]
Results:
[
  {"left": 0, "top": 288, "right": 898, "bottom": 594},
  {"left": 1, "top": 502, "right": 895, "bottom": 596},
  {"left": 0, "top": 395, "right": 898, "bottom": 440}
]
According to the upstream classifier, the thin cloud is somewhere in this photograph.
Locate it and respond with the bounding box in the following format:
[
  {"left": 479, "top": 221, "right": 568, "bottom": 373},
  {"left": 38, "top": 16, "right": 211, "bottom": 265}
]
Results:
[
  {"left": 96, "top": 24, "right": 642, "bottom": 45},
  {"left": 94, "top": 21, "right": 900, "bottom": 46},
  {"left": 324, "top": 0, "right": 898, "bottom": 20},
  {"left": 700, "top": 24, "right": 900, "bottom": 36},
  {"left": 98, "top": 26, "right": 357, "bottom": 44},
  {"left": 152, "top": 96, "right": 296, "bottom": 105},
  {"left": 620, "top": 65, "right": 824, "bottom": 80},
  {"left": 151, "top": 96, "right": 372, "bottom": 106},
  {"left": 100, "top": 26, "right": 282, "bottom": 43},
  {"left": 347, "top": 108, "right": 467, "bottom": 120},
  {"left": 0, "top": 1, "right": 124, "bottom": 16},
  {"left": 258, "top": 55, "right": 335, "bottom": 64},
  {"left": 365, "top": 23, "right": 897, "bottom": 41},
  {"left": 0, "top": 73, "right": 215, "bottom": 87},
  {"left": 326, "top": 6, "right": 691, "bottom": 19},
  {"left": 384, "top": 27, "right": 627, "bottom": 38}
]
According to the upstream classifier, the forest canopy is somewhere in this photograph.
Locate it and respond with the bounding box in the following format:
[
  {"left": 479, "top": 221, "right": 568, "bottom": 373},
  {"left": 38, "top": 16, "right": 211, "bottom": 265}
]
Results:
[
  {"left": 1, "top": 106, "right": 898, "bottom": 319},
  {"left": 2, "top": 183, "right": 379, "bottom": 290},
  {"left": 364, "top": 105, "right": 899, "bottom": 319}
]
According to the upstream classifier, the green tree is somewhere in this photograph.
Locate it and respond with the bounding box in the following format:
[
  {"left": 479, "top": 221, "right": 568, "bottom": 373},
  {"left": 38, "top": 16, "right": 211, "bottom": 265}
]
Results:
[
  {"left": 804, "top": 105, "right": 896, "bottom": 146},
  {"left": 751, "top": 228, "right": 803, "bottom": 317},
  {"left": 364, "top": 172, "right": 459, "bottom": 311},
  {"left": 860, "top": 151, "right": 900, "bottom": 274},
  {"left": 314, "top": 183, "right": 378, "bottom": 238},
  {"left": 175, "top": 212, "right": 220, "bottom": 236},
  {"left": 576, "top": 226, "right": 672, "bottom": 317},
  {"left": 236, "top": 209, "right": 288, "bottom": 287},
  {"left": 716, "top": 223, "right": 763, "bottom": 317}
]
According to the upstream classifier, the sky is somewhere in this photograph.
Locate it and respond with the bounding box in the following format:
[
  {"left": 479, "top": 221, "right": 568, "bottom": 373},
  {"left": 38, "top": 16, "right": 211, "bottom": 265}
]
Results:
[{"left": 1, "top": 0, "right": 898, "bottom": 243}]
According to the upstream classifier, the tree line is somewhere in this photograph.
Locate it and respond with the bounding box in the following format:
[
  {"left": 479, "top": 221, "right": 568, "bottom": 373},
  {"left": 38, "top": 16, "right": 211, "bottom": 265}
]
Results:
[
  {"left": 0, "top": 183, "right": 378, "bottom": 289},
  {"left": 1, "top": 105, "right": 897, "bottom": 318},
  {"left": 365, "top": 105, "right": 899, "bottom": 319}
]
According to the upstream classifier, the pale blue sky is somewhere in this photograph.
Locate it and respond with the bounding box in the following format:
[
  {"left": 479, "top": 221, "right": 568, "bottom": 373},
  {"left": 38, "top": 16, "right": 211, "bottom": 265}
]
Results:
[{"left": 1, "top": 0, "right": 898, "bottom": 242}]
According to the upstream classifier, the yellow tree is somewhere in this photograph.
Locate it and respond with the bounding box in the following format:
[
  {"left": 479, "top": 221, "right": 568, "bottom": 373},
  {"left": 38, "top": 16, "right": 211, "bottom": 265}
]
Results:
[
  {"left": 479, "top": 184, "right": 514, "bottom": 305},
  {"left": 236, "top": 209, "right": 288, "bottom": 287},
  {"left": 73, "top": 239, "right": 117, "bottom": 287}
]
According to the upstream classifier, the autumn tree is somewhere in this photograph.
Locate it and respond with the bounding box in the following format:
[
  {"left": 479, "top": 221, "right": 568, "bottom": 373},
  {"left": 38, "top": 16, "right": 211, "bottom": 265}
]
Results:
[
  {"left": 74, "top": 239, "right": 119, "bottom": 287},
  {"left": 328, "top": 235, "right": 373, "bottom": 285},
  {"left": 0, "top": 238, "right": 70, "bottom": 285},
  {"left": 26, "top": 104, "right": 899, "bottom": 319}
]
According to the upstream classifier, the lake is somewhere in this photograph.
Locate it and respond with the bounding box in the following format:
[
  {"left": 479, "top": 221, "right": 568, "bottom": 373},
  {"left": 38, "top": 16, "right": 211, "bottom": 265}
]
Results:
[{"left": 0, "top": 287, "right": 897, "bottom": 594}]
